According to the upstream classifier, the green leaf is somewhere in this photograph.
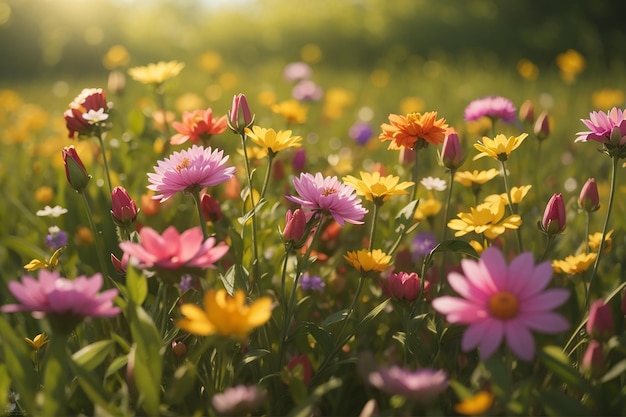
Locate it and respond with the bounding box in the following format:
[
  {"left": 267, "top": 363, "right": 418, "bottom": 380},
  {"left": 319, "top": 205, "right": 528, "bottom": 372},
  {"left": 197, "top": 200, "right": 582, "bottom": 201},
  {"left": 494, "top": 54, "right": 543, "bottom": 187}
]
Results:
[
  {"left": 288, "top": 377, "right": 342, "bottom": 417},
  {"left": 165, "top": 363, "right": 197, "bottom": 404},
  {"left": 72, "top": 340, "right": 115, "bottom": 371},
  {"left": 306, "top": 322, "right": 334, "bottom": 355},
  {"left": 126, "top": 266, "right": 148, "bottom": 305},
  {"left": 539, "top": 345, "right": 590, "bottom": 391},
  {"left": 105, "top": 354, "right": 129, "bottom": 379},
  {"left": 321, "top": 309, "right": 348, "bottom": 327},
  {"left": 483, "top": 356, "right": 510, "bottom": 397},
  {"left": 539, "top": 390, "right": 591, "bottom": 416},
  {"left": 429, "top": 239, "right": 479, "bottom": 259},
  {"left": 0, "top": 235, "right": 49, "bottom": 262},
  {"left": 353, "top": 299, "right": 390, "bottom": 333},
  {"left": 600, "top": 358, "right": 626, "bottom": 383},
  {"left": 242, "top": 349, "right": 271, "bottom": 366},
  {"left": 68, "top": 356, "right": 121, "bottom": 416},
  {"left": 394, "top": 199, "right": 419, "bottom": 234},
  {"left": 0, "top": 364, "right": 10, "bottom": 413}
]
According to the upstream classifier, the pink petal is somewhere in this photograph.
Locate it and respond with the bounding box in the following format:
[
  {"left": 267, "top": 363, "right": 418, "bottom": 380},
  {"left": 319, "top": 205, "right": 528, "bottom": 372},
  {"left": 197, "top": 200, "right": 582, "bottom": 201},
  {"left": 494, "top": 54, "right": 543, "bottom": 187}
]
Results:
[
  {"left": 517, "top": 260, "right": 553, "bottom": 299},
  {"left": 481, "top": 247, "right": 508, "bottom": 291},
  {"left": 506, "top": 252, "right": 535, "bottom": 293},
  {"left": 516, "top": 312, "right": 570, "bottom": 333},
  {"left": 504, "top": 320, "right": 535, "bottom": 361},
  {"left": 461, "top": 258, "right": 496, "bottom": 295},
  {"left": 462, "top": 319, "right": 503, "bottom": 359},
  {"left": 520, "top": 288, "right": 569, "bottom": 312},
  {"left": 447, "top": 272, "right": 490, "bottom": 301},
  {"left": 432, "top": 296, "right": 487, "bottom": 324},
  {"left": 143, "top": 226, "right": 178, "bottom": 259},
  {"left": 177, "top": 227, "right": 204, "bottom": 263}
]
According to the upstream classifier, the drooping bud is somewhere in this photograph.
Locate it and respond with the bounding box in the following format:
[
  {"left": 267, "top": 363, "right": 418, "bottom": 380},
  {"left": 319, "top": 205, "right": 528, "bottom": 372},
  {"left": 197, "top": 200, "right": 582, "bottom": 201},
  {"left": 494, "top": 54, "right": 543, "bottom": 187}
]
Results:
[
  {"left": 227, "top": 93, "right": 254, "bottom": 135},
  {"left": 440, "top": 129, "right": 463, "bottom": 170},
  {"left": 587, "top": 299, "right": 615, "bottom": 340},
  {"left": 540, "top": 193, "right": 566, "bottom": 235},
  {"left": 579, "top": 178, "right": 600, "bottom": 212},
  {"left": 111, "top": 186, "right": 138, "bottom": 226},
  {"left": 62, "top": 146, "right": 91, "bottom": 192},
  {"left": 534, "top": 111, "right": 551, "bottom": 141}
]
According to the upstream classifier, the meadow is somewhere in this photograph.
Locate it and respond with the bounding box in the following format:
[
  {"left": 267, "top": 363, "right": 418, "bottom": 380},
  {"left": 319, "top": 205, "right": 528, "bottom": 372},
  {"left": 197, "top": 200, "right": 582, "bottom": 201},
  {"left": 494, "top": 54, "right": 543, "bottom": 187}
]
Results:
[{"left": 1, "top": 1, "right": 626, "bottom": 416}]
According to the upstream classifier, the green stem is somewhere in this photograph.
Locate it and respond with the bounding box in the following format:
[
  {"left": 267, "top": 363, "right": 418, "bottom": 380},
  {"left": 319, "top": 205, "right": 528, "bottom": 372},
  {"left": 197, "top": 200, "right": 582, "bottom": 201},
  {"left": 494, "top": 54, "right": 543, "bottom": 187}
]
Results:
[
  {"left": 437, "top": 169, "right": 455, "bottom": 294},
  {"left": 500, "top": 160, "right": 523, "bottom": 252},
  {"left": 96, "top": 131, "right": 113, "bottom": 196},
  {"left": 260, "top": 153, "right": 275, "bottom": 200},
  {"left": 540, "top": 234, "right": 555, "bottom": 262},
  {"left": 586, "top": 156, "right": 619, "bottom": 306},
  {"left": 368, "top": 203, "right": 380, "bottom": 252},
  {"left": 155, "top": 84, "right": 172, "bottom": 154},
  {"left": 79, "top": 191, "right": 111, "bottom": 280},
  {"left": 39, "top": 331, "right": 70, "bottom": 416},
  {"left": 190, "top": 189, "right": 209, "bottom": 240},
  {"left": 239, "top": 132, "right": 261, "bottom": 294},
  {"left": 584, "top": 211, "right": 591, "bottom": 254}
]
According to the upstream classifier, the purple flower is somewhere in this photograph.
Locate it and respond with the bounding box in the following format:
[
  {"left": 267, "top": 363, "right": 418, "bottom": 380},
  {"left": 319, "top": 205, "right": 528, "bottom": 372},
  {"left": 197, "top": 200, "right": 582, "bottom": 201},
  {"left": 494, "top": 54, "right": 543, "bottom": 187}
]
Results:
[
  {"left": 299, "top": 273, "right": 325, "bottom": 292},
  {"left": 285, "top": 172, "right": 367, "bottom": 226},
  {"left": 367, "top": 366, "right": 448, "bottom": 402},
  {"left": 283, "top": 61, "right": 312, "bottom": 82},
  {"left": 292, "top": 148, "right": 307, "bottom": 172},
  {"left": 464, "top": 96, "right": 517, "bottom": 123},
  {"left": 178, "top": 274, "right": 198, "bottom": 292},
  {"left": 412, "top": 232, "right": 437, "bottom": 260},
  {"left": 292, "top": 80, "right": 323, "bottom": 101},
  {"left": 211, "top": 385, "right": 267, "bottom": 416},
  {"left": 349, "top": 121, "right": 374, "bottom": 145},
  {"left": 575, "top": 107, "right": 626, "bottom": 146},
  {"left": 2, "top": 270, "right": 121, "bottom": 321},
  {"left": 147, "top": 144, "right": 235, "bottom": 202},
  {"left": 45, "top": 226, "right": 68, "bottom": 250}
]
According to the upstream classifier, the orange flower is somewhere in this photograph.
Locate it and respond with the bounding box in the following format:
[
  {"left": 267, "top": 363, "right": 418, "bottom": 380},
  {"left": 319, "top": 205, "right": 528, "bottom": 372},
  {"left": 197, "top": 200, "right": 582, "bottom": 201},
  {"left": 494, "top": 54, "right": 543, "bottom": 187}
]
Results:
[{"left": 379, "top": 111, "right": 448, "bottom": 150}]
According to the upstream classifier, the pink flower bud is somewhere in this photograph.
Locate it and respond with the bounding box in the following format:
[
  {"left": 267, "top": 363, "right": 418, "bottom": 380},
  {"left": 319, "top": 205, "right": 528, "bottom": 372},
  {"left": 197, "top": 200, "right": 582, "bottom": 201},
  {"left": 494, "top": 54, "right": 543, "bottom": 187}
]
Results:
[
  {"left": 111, "top": 186, "right": 138, "bottom": 226},
  {"left": 383, "top": 272, "right": 426, "bottom": 302},
  {"left": 287, "top": 354, "right": 313, "bottom": 385},
  {"left": 62, "top": 146, "right": 90, "bottom": 192},
  {"left": 579, "top": 178, "right": 600, "bottom": 212},
  {"left": 441, "top": 130, "right": 463, "bottom": 170},
  {"left": 519, "top": 99, "right": 534, "bottom": 125},
  {"left": 111, "top": 252, "right": 129, "bottom": 274},
  {"left": 200, "top": 193, "right": 223, "bottom": 222},
  {"left": 541, "top": 193, "right": 566, "bottom": 235},
  {"left": 292, "top": 148, "right": 307, "bottom": 173},
  {"left": 581, "top": 340, "right": 605, "bottom": 377},
  {"left": 587, "top": 299, "right": 614, "bottom": 340},
  {"left": 227, "top": 93, "right": 254, "bottom": 134},
  {"left": 534, "top": 111, "right": 550, "bottom": 141},
  {"left": 283, "top": 209, "right": 306, "bottom": 243}
]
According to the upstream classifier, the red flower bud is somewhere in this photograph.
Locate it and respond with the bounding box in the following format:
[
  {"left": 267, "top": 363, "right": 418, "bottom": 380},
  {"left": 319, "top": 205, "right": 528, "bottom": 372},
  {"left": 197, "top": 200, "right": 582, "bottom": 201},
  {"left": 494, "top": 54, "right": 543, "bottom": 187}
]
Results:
[
  {"left": 541, "top": 193, "right": 566, "bottom": 235},
  {"left": 201, "top": 193, "right": 223, "bottom": 222},
  {"left": 287, "top": 355, "right": 313, "bottom": 385},
  {"left": 440, "top": 130, "right": 463, "bottom": 170},
  {"left": 581, "top": 340, "right": 605, "bottom": 377},
  {"left": 381, "top": 272, "right": 427, "bottom": 302},
  {"left": 587, "top": 299, "right": 614, "bottom": 340},
  {"left": 283, "top": 209, "right": 306, "bottom": 243},
  {"left": 111, "top": 186, "right": 138, "bottom": 226},
  {"left": 64, "top": 88, "right": 108, "bottom": 138},
  {"left": 62, "top": 146, "right": 90, "bottom": 192},
  {"left": 579, "top": 178, "right": 600, "bottom": 212}
]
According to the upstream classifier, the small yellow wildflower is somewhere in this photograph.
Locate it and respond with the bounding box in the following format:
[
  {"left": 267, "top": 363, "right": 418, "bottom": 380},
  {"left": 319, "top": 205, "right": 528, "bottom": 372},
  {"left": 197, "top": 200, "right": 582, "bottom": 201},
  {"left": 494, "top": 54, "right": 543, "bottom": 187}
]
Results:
[
  {"left": 343, "top": 172, "right": 413, "bottom": 205},
  {"left": 245, "top": 126, "right": 302, "bottom": 156},
  {"left": 177, "top": 289, "right": 272, "bottom": 341},
  {"left": 454, "top": 391, "right": 494, "bottom": 415},
  {"left": 592, "top": 88, "right": 624, "bottom": 111},
  {"left": 552, "top": 253, "right": 597, "bottom": 275},
  {"left": 128, "top": 61, "right": 185, "bottom": 85},
  {"left": 473, "top": 133, "right": 528, "bottom": 161},
  {"left": 484, "top": 185, "right": 532, "bottom": 206},
  {"left": 414, "top": 197, "right": 442, "bottom": 221},
  {"left": 344, "top": 249, "right": 391, "bottom": 274},
  {"left": 588, "top": 230, "right": 614, "bottom": 253},
  {"left": 454, "top": 169, "right": 500, "bottom": 187},
  {"left": 25, "top": 333, "right": 49, "bottom": 351},
  {"left": 24, "top": 247, "right": 64, "bottom": 272},
  {"left": 556, "top": 49, "right": 585, "bottom": 83},
  {"left": 270, "top": 99, "right": 308, "bottom": 125},
  {"left": 448, "top": 197, "right": 521, "bottom": 239},
  {"left": 34, "top": 186, "right": 54, "bottom": 204}
]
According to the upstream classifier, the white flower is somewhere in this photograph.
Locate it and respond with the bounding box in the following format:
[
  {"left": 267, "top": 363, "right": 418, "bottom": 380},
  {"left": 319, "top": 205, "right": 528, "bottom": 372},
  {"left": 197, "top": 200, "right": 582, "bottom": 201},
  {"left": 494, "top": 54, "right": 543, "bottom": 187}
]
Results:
[
  {"left": 82, "top": 108, "right": 109, "bottom": 124},
  {"left": 48, "top": 225, "right": 61, "bottom": 234},
  {"left": 36, "top": 205, "right": 68, "bottom": 218},
  {"left": 420, "top": 176, "right": 447, "bottom": 191}
]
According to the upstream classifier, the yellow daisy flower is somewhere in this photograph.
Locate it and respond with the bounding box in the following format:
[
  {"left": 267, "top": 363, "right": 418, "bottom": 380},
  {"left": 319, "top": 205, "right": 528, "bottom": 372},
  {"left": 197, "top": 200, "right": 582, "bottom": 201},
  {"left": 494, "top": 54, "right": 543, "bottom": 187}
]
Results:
[
  {"left": 473, "top": 133, "right": 528, "bottom": 161},
  {"left": 176, "top": 289, "right": 272, "bottom": 341},
  {"left": 343, "top": 172, "right": 413, "bottom": 205},
  {"left": 25, "top": 333, "right": 49, "bottom": 351},
  {"left": 244, "top": 126, "right": 302, "bottom": 156},
  {"left": 414, "top": 197, "right": 442, "bottom": 221},
  {"left": 454, "top": 391, "right": 494, "bottom": 415},
  {"left": 484, "top": 185, "right": 532, "bottom": 206},
  {"left": 270, "top": 99, "right": 308, "bottom": 125},
  {"left": 448, "top": 197, "right": 521, "bottom": 239},
  {"left": 454, "top": 169, "right": 500, "bottom": 187},
  {"left": 552, "top": 253, "right": 597, "bottom": 275},
  {"left": 588, "top": 230, "right": 614, "bottom": 253},
  {"left": 128, "top": 60, "right": 185, "bottom": 85},
  {"left": 344, "top": 249, "right": 391, "bottom": 273}
]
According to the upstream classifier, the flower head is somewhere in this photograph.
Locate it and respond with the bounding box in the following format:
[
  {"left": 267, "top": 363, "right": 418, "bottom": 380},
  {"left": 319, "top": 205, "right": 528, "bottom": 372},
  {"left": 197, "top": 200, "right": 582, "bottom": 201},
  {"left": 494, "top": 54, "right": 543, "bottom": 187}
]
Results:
[
  {"left": 2, "top": 271, "right": 121, "bottom": 324},
  {"left": 473, "top": 133, "right": 528, "bottom": 161},
  {"left": 270, "top": 99, "right": 308, "bottom": 124},
  {"left": 245, "top": 126, "right": 302, "bottom": 156},
  {"left": 344, "top": 249, "right": 391, "bottom": 274},
  {"left": 588, "top": 229, "right": 613, "bottom": 253},
  {"left": 62, "top": 146, "right": 91, "bottom": 192},
  {"left": 464, "top": 96, "right": 516, "bottom": 123},
  {"left": 432, "top": 247, "right": 570, "bottom": 361},
  {"left": 111, "top": 186, "right": 138, "bottom": 226},
  {"left": 414, "top": 197, "right": 442, "bottom": 221},
  {"left": 147, "top": 144, "right": 235, "bottom": 202},
  {"left": 379, "top": 111, "right": 448, "bottom": 150},
  {"left": 380, "top": 271, "right": 427, "bottom": 302},
  {"left": 448, "top": 197, "right": 521, "bottom": 240},
  {"left": 64, "top": 88, "right": 108, "bottom": 138},
  {"left": 292, "top": 80, "right": 324, "bottom": 101},
  {"left": 25, "top": 332, "right": 49, "bottom": 351},
  {"left": 177, "top": 289, "right": 272, "bottom": 340},
  {"left": 454, "top": 169, "right": 500, "bottom": 187},
  {"left": 45, "top": 226, "right": 68, "bottom": 251},
  {"left": 119, "top": 226, "right": 228, "bottom": 272},
  {"left": 128, "top": 60, "right": 185, "bottom": 85},
  {"left": 534, "top": 111, "right": 551, "bottom": 141},
  {"left": 579, "top": 178, "right": 601, "bottom": 212},
  {"left": 587, "top": 299, "right": 615, "bottom": 340},
  {"left": 300, "top": 273, "right": 326, "bottom": 292},
  {"left": 283, "top": 61, "right": 312, "bottom": 82},
  {"left": 24, "top": 247, "right": 64, "bottom": 272},
  {"left": 440, "top": 129, "right": 464, "bottom": 169},
  {"left": 349, "top": 121, "right": 374, "bottom": 145},
  {"left": 367, "top": 366, "right": 448, "bottom": 402},
  {"left": 36, "top": 205, "right": 68, "bottom": 218},
  {"left": 228, "top": 93, "right": 254, "bottom": 135},
  {"left": 211, "top": 385, "right": 267, "bottom": 416},
  {"left": 412, "top": 232, "right": 437, "bottom": 259},
  {"left": 420, "top": 176, "right": 447, "bottom": 191},
  {"left": 343, "top": 171, "right": 413, "bottom": 205},
  {"left": 170, "top": 108, "right": 228, "bottom": 145},
  {"left": 540, "top": 193, "right": 566, "bottom": 235},
  {"left": 552, "top": 253, "right": 597, "bottom": 275},
  {"left": 575, "top": 107, "right": 626, "bottom": 147},
  {"left": 286, "top": 172, "right": 367, "bottom": 226},
  {"left": 455, "top": 391, "right": 494, "bottom": 415}
]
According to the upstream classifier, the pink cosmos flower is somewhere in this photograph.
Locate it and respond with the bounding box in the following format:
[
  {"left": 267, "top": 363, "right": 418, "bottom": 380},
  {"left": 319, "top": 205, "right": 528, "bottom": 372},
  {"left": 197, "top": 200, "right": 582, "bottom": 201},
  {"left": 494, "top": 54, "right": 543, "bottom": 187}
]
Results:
[
  {"left": 367, "top": 366, "right": 448, "bottom": 402},
  {"left": 432, "top": 247, "right": 569, "bottom": 361},
  {"left": 119, "top": 225, "right": 228, "bottom": 270},
  {"left": 147, "top": 144, "right": 235, "bottom": 202},
  {"left": 170, "top": 108, "right": 228, "bottom": 145},
  {"left": 1, "top": 270, "right": 120, "bottom": 319},
  {"left": 464, "top": 96, "right": 517, "bottom": 123},
  {"left": 575, "top": 107, "right": 626, "bottom": 146},
  {"left": 211, "top": 385, "right": 267, "bottom": 415},
  {"left": 285, "top": 172, "right": 367, "bottom": 226}
]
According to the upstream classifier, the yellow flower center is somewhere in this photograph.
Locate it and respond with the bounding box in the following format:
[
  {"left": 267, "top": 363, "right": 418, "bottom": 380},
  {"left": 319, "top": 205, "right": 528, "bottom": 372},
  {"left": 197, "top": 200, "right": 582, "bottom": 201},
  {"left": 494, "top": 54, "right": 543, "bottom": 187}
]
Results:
[
  {"left": 487, "top": 291, "right": 519, "bottom": 319},
  {"left": 176, "top": 157, "right": 191, "bottom": 172},
  {"left": 322, "top": 187, "right": 337, "bottom": 196}
]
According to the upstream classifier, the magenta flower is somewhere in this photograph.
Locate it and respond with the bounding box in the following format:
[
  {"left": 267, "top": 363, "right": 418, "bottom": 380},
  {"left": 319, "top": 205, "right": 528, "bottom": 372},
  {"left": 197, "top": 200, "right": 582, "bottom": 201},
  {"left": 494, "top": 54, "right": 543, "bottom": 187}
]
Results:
[
  {"left": 211, "top": 385, "right": 267, "bottom": 415},
  {"left": 367, "top": 366, "right": 448, "bottom": 402},
  {"left": 540, "top": 193, "right": 566, "bottom": 235},
  {"left": 111, "top": 186, "right": 138, "bottom": 226},
  {"left": 579, "top": 178, "right": 600, "bottom": 212},
  {"left": 586, "top": 299, "right": 615, "bottom": 340},
  {"left": 64, "top": 88, "right": 109, "bottom": 138},
  {"left": 1, "top": 270, "right": 120, "bottom": 320},
  {"left": 285, "top": 172, "right": 367, "bottom": 226},
  {"left": 575, "top": 107, "right": 626, "bottom": 146},
  {"left": 119, "top": 225, "right": 228, "bottom": 271},
  {"left": 147, "top": 144, "right": 235, "bottom": 202},
  {"left": 432, "top": 247, "right": 569, "bottom": 361},
  {"left": 464, "top": 96, "right": 517, "bottom": 123}
]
